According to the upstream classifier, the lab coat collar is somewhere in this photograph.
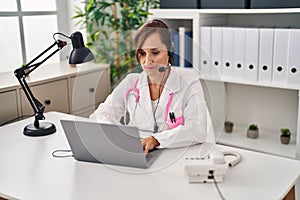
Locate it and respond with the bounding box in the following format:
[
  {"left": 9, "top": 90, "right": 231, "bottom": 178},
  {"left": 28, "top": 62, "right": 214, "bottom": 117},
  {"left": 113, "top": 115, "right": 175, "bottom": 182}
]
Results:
[
  {"left": 137, "top": 67, "right": 181, "bottom": 94},
  {"left": 164, "top": 67, "right": 181, "bottom": 94},
  {"left": 134, "top": 68, "right": 181, "bottom": 127}
]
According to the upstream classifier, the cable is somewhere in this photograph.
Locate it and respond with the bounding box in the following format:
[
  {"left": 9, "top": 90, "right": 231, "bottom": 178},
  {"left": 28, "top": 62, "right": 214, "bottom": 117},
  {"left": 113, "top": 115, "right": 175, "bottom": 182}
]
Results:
[
  {"left": 52, "top": 32, "right": 71, "bottom": 48},
  {"left": 0, "top": 114, "right": 34, "bottom": 126},
  {"left": 52, "top": 149, "right": 73, "bottom": 158},
  {"left": 52, "top": 32, "right": 70, "bottom": 40},
  {"left": 209, "top": 171, "right": 226, "bottom": 200},
  {"left": 152, "top": 67, "right": 168, "bottom": 133},
  {"left": 223, "top": 151, "right": 242, "bottom": 167}
]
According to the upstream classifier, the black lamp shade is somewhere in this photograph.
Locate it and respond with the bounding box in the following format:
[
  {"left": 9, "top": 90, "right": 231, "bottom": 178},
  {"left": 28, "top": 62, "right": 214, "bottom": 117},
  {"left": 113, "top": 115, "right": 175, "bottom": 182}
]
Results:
[{"left": 69, "top": 32, "right": 94, "bottom": 64}]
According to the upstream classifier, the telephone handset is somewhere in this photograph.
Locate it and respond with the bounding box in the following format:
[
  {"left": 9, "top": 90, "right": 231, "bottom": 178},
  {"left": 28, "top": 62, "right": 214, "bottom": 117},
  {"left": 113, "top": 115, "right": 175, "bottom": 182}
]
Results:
[{"left": 183, "top": 149, "right": 242, "bottom": 183}]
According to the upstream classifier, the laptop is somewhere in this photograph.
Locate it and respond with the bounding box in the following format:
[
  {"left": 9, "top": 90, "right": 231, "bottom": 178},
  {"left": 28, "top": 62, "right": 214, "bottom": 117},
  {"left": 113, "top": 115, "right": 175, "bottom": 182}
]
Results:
[{"left": 60, "top": 120, "right": 162, "bottom": 169}]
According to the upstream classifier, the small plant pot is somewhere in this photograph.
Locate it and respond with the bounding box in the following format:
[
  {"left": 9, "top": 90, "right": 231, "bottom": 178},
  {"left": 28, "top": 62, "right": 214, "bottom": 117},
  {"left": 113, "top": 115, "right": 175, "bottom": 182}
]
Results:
[
  {"left": 247, "top": 129, "right": 259, "bottom": 139},
  {"left": 224, "top": 121, "right": 234, "bottom": 133},
  {"left": 280, "top": 135, "right": 291, "bottom": 144}
]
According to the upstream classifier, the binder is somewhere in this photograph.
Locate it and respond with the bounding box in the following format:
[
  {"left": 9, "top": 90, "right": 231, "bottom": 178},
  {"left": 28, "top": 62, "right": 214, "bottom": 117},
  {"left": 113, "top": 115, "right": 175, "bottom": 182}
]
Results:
[
  {"left": 199, "top": 26, "right": 211, "bottom": 78},
  {"left": 244, "top": 27, "right": 259, "bottom": 82},
  {"left": 233, "top": 27, "right": 246, "bottom": 80},
  {"left": 258, "top": 28, "right": 274, "bottom": 83},
  {"left": 287, "top": 29, "right": 300, "bottom": 86},
  {"left": 250, "top": 0, "right": 300, "bottom": 9},
  {"left": 184, "top": 31, "right": 193, "bottom": 67},
  {"left": 221, "top": 27, "right": 234, "bottom": 79},
  {"left": 172, "top": 30, "right": 180, "bottom": 67},
  {"left": 160, "top": 0, "right": 200, "bottom": 8},
  {"left": 272, "top": 28, "right": 290, "bottom": 85},
  {"left": 201, "top": 0, "right": 250, "bottom": 8},
  {"left": 179, "top": 27, "right": 193, "bottom": 67},
  {"left": 211, "top": 26, "right": 222, "bottom": 79}
]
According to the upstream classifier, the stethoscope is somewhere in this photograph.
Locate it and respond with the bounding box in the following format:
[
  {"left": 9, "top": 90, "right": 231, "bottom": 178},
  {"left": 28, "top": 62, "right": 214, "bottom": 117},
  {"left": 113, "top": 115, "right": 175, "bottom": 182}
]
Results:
[
  {"left": 124, "top": 66, "right": 174, "bottom": 133},
  {"left": 124, "top": 78, "right": 140, "bottom": 125}
]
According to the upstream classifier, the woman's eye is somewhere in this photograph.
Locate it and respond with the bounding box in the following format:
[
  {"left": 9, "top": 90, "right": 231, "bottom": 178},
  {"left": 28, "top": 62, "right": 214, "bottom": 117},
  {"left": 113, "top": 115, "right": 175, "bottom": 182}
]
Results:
[
  {"left": 138, "top": 51, "right": 146, "bottom": 56},
  {"left": 152, "top": 51, "right": 159, "bottom": 55}
]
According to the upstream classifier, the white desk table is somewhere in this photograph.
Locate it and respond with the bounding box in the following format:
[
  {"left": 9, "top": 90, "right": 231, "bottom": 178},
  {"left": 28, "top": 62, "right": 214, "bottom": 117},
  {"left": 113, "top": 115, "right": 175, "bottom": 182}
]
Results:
[{"left": 0, "top": 112, "right": 300, "bottom": 200}]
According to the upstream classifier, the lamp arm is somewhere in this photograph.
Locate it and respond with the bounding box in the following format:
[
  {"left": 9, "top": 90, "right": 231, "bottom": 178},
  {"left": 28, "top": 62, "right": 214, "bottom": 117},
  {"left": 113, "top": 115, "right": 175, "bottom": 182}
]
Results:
[
  {"left": 14, "top": 39, "right": 67, "bottom": 128},
  {"left": 17, "top": 77, "right": 45, "bottom": 128},
  {"left": 23, "top": 40, "right": 67, "bottom": 74}
]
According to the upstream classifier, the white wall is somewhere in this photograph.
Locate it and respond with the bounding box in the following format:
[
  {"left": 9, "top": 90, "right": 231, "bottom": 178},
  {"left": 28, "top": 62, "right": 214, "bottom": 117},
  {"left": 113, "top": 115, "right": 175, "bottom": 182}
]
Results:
[{"left": 57, "top": 0, "right": 87, "bottom": 60}]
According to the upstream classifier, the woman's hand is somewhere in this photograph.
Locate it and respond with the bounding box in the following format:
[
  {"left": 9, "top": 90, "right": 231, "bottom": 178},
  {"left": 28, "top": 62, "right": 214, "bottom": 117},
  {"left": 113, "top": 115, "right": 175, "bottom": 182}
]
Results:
[{"left": 141, "top": 136, "right": 160, "bottom": 154}]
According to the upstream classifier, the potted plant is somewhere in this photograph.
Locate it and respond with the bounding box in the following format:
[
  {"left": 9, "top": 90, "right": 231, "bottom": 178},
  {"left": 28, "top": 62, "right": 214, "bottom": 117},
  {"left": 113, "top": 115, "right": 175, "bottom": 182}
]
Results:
[
  {"left": 73, "top": 0, "right": 159, "bottom": 88},
  {"left": 224, "top": 121, "right": 234, "bottom": 133},
  {"left": 280, "top": 128, "right": 291, "bottom": 144},
  {"left": 247, "top": 124, "right": 259, "bottom": 139}
]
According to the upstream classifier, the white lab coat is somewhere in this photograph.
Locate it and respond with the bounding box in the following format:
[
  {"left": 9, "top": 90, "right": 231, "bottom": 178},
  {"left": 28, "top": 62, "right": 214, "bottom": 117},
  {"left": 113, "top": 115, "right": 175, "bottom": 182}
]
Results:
[{"left": 90, "top": 67, "right": 207, "bottom": 148}]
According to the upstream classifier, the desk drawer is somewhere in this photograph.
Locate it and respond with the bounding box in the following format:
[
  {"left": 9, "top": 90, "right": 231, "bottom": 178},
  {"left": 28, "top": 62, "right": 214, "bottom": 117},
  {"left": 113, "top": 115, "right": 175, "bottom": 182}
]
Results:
[
  {"left": 20, "top": 79, "right": 69, "bottom": 115},
  {"left": 0, "top": 90, "right": 19, "bottom": 125},
  {"left": 70, "top": 69, "right": 109, "bottom": 112}
]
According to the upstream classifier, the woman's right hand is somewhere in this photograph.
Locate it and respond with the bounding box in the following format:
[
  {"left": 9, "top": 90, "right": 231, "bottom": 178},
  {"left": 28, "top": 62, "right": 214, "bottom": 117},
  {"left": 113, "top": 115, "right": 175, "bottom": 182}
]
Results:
[{"left": 141, "top": 136, "right": 160, "bottom": 154}]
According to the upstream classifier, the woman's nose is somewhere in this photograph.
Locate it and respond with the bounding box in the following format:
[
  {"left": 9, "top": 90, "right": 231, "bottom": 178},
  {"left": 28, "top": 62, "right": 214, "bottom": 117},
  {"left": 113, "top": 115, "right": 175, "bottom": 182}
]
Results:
[{"left": 144, "top": 53, "right": 153, "bottom": 65}]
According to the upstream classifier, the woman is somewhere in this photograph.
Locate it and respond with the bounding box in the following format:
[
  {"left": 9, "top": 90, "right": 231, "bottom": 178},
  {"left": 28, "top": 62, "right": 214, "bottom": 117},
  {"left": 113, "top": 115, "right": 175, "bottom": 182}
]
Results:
[{"left": 90, "top": 19, "right": 207, "bottom": 153}]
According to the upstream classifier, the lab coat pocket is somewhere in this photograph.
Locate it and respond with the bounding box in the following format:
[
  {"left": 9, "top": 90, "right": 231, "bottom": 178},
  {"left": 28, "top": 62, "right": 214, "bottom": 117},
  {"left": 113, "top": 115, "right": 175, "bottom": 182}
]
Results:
[{"left": 167, "top": 115, "right": 184, "bottom": 130}]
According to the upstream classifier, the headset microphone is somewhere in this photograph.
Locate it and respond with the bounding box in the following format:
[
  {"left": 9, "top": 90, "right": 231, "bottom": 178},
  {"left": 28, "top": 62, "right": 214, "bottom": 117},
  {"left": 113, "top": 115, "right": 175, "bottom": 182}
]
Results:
[{"left": 158, "top": 66, "right": 171, "bottom": 73}]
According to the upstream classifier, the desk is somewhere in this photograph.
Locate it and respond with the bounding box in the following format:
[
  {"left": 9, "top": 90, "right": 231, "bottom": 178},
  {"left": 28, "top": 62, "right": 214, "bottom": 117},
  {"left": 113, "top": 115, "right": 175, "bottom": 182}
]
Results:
[{"left": 0, "top": 112, "right": 300, "bottom": 200}]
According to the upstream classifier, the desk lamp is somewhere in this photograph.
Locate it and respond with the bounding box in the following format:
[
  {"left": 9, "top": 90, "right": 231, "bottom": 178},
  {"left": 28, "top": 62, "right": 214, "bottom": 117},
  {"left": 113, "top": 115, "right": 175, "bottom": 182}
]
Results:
[{"left": 14, "top": 31, "right": 94, "bottom": 137}]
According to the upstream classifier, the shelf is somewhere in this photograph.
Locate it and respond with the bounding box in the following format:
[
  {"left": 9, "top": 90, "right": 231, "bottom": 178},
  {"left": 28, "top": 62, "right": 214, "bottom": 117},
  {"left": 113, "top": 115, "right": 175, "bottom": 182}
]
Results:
[
  {"left": 175, "top": 67, "right": 300, "bottom": 90},
  {"left": 0, "top": 61, "right": 109, "bottom": 92},
  {"left": 150, "top": 8, "right": 300, "bottom": 15},
  {"left": 151, "top": 8, "right": 300, "bottom": 160},
  {"left": 201, "top": 76, "right": 300, "bottom": 91},
  {"left": 218, "top": 125, "right": 297, "bottom": 159},
  {"left": 149, "top": 9, "right": 198, "bottom": 19}
]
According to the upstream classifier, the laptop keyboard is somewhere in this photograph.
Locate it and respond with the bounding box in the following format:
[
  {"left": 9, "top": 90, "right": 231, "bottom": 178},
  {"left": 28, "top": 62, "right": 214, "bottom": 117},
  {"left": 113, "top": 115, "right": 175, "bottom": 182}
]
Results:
[
  {"left": 146, "top": 153, "right": 154, "bottom": 162},
  {"left": 145, "top": 148, "right": 161, "bottom": 162}
]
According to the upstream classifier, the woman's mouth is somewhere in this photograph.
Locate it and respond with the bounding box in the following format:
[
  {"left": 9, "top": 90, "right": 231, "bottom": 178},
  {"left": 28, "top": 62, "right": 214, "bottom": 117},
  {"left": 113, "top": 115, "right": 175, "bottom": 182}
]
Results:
[{"left": 145, "top": 66, "right": 154, "bottom": 70}]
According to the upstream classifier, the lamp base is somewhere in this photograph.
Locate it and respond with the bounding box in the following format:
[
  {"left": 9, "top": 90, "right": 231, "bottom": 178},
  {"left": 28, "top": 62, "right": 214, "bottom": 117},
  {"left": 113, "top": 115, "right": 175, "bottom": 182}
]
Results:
[{"left": 24, "top": 122, "right": 56, "bottom": 137}]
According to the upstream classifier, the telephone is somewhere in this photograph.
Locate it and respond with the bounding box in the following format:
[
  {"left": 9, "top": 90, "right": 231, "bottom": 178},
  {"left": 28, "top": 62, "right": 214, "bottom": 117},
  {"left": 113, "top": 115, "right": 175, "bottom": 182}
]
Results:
[{"left": 183, "top": 149, "right": 242, "bottom": 183}]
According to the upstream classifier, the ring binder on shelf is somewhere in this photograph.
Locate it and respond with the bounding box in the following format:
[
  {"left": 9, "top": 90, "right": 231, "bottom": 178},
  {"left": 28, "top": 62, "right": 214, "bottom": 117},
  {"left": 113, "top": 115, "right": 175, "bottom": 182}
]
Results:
[
  {"left": 211, "top": 27, "right": 223, "bottom": 80},
  {"left": 222, "top": 27, "right": 234, "bottom": 80},
  {"left": 245, "top": 27, "right": 259, "bottom": 82},
  {"left": 179, "top": 27, "right": 193, "bottom": 68},
  {"left": 199, "top": 26, "right": 212, "bottom": 78},
  {"left": 233, "top": 27, "right": 246, "bottom": 81},
  {"left": 287, "top": 29, "right": 300, "bottom": 86},
  {"left": 272, "top": 28, "right": 290, "bottom": 85},
  {"left": 258, "top": 28, "right": 274, "bottom": 83}
]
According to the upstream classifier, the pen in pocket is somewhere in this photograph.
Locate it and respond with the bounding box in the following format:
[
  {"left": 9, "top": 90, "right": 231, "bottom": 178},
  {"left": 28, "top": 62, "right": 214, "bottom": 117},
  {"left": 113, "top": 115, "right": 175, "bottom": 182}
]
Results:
[{"left": 169, "top": 112, "right": 176, "bottom": 123}]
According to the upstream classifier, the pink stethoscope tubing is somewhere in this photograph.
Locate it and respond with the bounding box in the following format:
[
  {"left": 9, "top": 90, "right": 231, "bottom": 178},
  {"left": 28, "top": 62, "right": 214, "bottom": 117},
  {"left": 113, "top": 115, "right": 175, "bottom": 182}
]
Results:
[
  {"left": 164, "top": 93, "right": 174, "bottom": 122},
  {"left": 125, "top": 78, "right": 140, "bottom": 102},
  {"left": 124, "top": 78, "right": 174, "bottom": 126}
]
